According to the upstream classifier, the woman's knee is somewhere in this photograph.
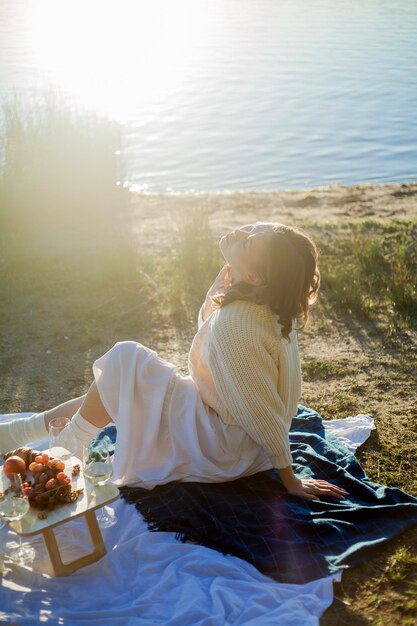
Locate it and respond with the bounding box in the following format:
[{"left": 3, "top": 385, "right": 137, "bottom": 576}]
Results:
[
  {"left": 81, "top": 381, "right": 112, "bottom": 427},
  {"left": 110, "top": 340, "right": 156, "bottom": 364},
  {"left": 112, "top": 340, "right": 144, "bottom": 355}
]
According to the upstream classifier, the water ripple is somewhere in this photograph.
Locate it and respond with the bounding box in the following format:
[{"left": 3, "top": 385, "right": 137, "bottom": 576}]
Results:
[{"left": 0, "top": 0, "right": 416, "bottom": 191}]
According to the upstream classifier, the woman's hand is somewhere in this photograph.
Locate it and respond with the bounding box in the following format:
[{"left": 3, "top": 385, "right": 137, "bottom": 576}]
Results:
[
  {"left": 206, "top": 263, "right": 233, "bottom": 298},
  {"left": 279, "top": 465, "right": 349, "bottom": 501},
  {"left": 199, "top": 264, "right": 233, "bottom": 324},
  {"left": 286, "top": 476, "right": 349, "bottom": 501}
]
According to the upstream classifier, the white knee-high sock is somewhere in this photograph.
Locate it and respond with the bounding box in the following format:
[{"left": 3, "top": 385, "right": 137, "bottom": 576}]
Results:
[
  {"left": 0, "top": 412, "right": 47, "bottom": 454},
  {"left": 65, "top": 409, "right": 100, "bottom": 461}
]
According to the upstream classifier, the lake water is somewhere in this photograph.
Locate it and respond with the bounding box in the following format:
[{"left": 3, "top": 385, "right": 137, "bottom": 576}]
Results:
[{"left": 1, "top": 0, "right": 416, "bottom": 192}]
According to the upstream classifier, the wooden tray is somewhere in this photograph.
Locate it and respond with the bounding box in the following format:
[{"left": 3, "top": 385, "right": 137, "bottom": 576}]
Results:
[{"left": 0, "top": 454, "right": 119, "bottom": 575}]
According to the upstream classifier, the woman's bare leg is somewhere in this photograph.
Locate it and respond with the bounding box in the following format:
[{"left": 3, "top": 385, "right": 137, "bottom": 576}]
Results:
[
  {"left": 43, "top": 382, "right": 114, "bottom": 460},
  {"left": 42, "top": 395, "right": 85, "bottom": 425},
  {"left": 43, "top": 383, "right": 113, "bottom": 431},
  {"left": 76, "top": 382, "right": 113, "bottom": 428}
]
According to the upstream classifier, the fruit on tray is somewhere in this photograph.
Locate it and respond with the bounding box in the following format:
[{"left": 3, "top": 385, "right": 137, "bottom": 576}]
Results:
[
  {"left": 2, "top": 449, "right": 83, "bottom": 512},
  {"left": 3, "top": 446, "right": 42, "bottom": 466},
  {"left": 3, "top": 455, "right": 27, "bottom": 478},
  {"left": 26, "top": 453, "right": 83, "bottom": 511}
]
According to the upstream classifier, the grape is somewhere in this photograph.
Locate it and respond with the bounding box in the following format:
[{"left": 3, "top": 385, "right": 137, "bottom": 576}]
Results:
[{"left": 25, "top": 452, "right": 80, "bottom": 511}]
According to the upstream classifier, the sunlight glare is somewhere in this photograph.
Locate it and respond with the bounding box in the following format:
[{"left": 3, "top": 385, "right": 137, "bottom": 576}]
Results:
[{"left": 25, "top": 0, "right": 215, "bottom": 121}]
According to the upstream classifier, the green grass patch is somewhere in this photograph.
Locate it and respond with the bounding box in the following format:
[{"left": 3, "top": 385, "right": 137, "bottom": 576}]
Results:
[
  {"left": 386, "top": 546, "right": 417, "bottom": 582},
  {"left": 312, "top": 219, "right": 417, "bottom": 326},
  {"left": 133, "top": 209, "right": 223, "bottom": 329},
  {"left": 359, "top": 443, "right": 417, "bottom": 493},
  {"left": 311, "top": 390, "right": 361, "bottom": 420},
  {"left": 302, "top": 356, "right": 358, "bottom": 381}
]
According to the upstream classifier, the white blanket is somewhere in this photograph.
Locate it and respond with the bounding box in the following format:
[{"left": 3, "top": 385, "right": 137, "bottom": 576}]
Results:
[{"left": 0, "top": 412, "right": 375, "bottom": 626}]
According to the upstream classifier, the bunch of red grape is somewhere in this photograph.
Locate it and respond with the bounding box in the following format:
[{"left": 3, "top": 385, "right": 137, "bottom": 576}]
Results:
[{"left": 23, "top": 453, "right": 82, "bottom": 511}]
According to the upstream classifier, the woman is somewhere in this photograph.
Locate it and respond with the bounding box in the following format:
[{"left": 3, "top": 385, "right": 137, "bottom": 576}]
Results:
[{"left": 1, "top": 222, "right": 348, "bottom": 501}]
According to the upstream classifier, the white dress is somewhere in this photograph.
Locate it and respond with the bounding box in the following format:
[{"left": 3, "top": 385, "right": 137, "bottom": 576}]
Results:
[{"left": 93, "top": 341, "right": 273, "bottom": 489}]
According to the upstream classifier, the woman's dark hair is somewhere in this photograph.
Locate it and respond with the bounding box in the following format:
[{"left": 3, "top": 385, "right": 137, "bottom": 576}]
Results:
[{"left": 211, "top": 223, "right": 320, "bottom": 340}]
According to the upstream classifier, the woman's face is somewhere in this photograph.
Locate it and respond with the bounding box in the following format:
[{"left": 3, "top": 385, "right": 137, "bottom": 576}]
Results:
[{"left": 219, "top": 222, "right": 275, "bottom": 285}]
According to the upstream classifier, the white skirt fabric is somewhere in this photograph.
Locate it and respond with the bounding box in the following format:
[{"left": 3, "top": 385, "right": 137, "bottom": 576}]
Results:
[{"left": 93, "top": 341, "right": 273, "bottom": 489}]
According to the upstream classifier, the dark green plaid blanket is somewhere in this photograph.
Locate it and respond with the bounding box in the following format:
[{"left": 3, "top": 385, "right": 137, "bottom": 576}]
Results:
[{"left": 92, "top": 405, "right": 417, "bottom": 584}]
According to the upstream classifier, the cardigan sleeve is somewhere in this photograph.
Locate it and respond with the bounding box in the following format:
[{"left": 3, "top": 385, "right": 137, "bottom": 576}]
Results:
[
  {"left": 208, "top": 309, "right": 293, "bottom": 469},
  {"left": 197, "top": 302, "right": 205, "bottom": 329}
]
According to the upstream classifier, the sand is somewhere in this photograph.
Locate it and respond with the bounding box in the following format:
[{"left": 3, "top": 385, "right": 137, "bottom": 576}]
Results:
[{"left": 128, "top": 181, "right": 417, "bottom": 253}]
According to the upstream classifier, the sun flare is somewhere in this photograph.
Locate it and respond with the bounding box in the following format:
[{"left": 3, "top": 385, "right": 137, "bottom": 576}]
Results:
[{"left": 24, "top": 0, "right": 215, "bottom": 121}]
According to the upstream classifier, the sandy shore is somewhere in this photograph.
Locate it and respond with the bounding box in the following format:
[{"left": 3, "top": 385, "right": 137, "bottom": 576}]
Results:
[{"left": 129, "top": 181, "right": 417, "bottom": 252}]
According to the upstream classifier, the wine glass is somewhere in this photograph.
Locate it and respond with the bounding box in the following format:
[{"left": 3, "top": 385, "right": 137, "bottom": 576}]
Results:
[
  {"left": 82, "top": 442, "right": 117, "bottom": 528},
  {"left": 0, "top": 473, "right": 35, "bottom": 564},
  {"left": 48, "top": 417, "right": 77, "bottom": 468}
]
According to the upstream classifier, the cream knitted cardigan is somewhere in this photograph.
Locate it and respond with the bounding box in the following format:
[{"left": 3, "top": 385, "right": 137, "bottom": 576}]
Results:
[{"left": 188, "top": 299, "right": 302, "bottom": 469}]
